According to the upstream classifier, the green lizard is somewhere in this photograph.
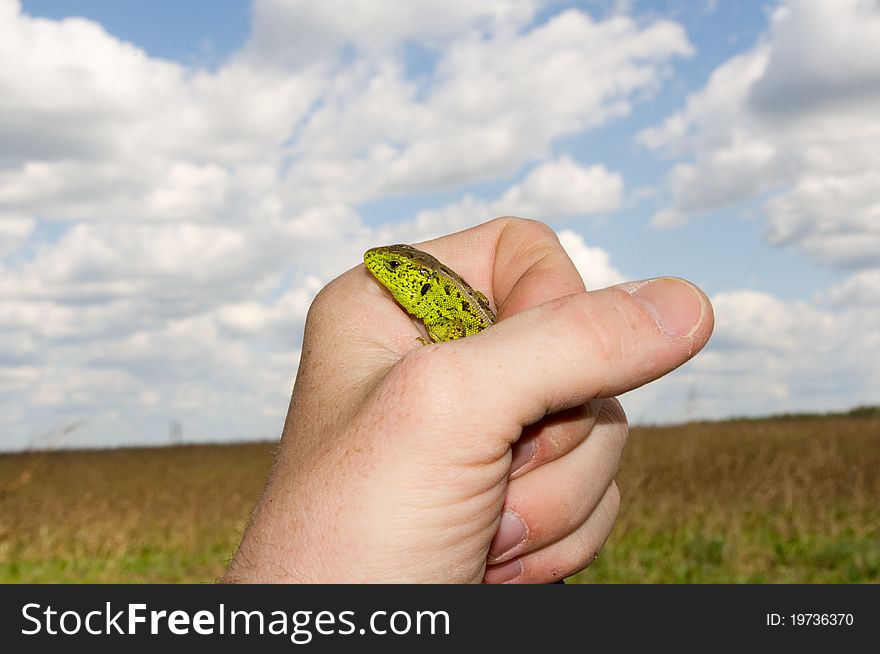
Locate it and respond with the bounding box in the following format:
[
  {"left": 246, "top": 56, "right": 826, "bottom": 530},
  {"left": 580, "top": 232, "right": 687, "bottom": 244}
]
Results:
[{"left": 364, "top": 244, "right": 495, "bottom": 343}]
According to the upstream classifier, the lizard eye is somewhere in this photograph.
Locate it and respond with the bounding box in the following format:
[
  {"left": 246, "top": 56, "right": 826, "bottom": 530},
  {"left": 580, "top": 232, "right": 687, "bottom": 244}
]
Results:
[{"left": 385, "top": 260, "right": 400, "bottom": 270}]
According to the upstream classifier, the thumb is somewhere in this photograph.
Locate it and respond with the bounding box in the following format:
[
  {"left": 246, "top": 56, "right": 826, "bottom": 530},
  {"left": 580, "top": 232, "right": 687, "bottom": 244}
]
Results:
[{"left": 449, "top": 277, "right": 714, "bottom": 429}]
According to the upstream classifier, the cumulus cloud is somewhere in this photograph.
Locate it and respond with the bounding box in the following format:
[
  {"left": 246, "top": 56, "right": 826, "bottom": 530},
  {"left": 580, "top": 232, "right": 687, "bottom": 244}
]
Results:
[
  {"left": 747, "top": 0, "right": 880, "bottom": 116},
  {"left": 0, "top": 4, "right": 321, "bottom": 223},
  {"left": 0, "top": 0, "right": 690, "bottom": 448},
  {"left": 393, "top": 156, "right": 623, "bottom": 243},
  {"left": 763, "top": 171, "right": 880, "bottom": 270},
  {"left": 497, "top": 156, "right": 623, "bottom": 219},
  {"left": 699, "top": 290, "right": 879, "bottom": 412},
  {"left": 557, "top": 230, "right": 626, "bottom": 290},
  {"left": 244, "top": 0, "right": 540, "bottom": 67},
  {"left": 0, "top": 213, "right": 33, "bottom": 256},
  {"left": 634, "top": 0, "right": 880, "bottom": 420},
  {"left": 622, "top": 288, "right": 880, "bottom": 423},
  {"left": 279, "top": 7, "right": 691, "bottom": 204},
  {"left": 822, "top": 269, "right": 880, "bottom": 308},
  {"left": 642, "top": 0, "right": 880, "bottom": 279}
]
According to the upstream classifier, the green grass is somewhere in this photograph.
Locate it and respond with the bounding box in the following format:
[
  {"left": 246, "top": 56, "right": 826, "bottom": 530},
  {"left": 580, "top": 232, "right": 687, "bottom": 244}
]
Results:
[
  {"left": 0, "top": 444, "right": 272, "bottom": 583},
  {"left": 1, "top": 414, "right": 878, "bottom": 583},
  {"left": 571, "top": 415, "right": 880, "bottom": 584}
]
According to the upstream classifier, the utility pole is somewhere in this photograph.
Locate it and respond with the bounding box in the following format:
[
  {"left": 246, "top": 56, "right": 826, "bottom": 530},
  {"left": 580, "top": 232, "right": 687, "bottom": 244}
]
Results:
[{"left": 170, "top": 419, "right": 183, "bottom": 446}]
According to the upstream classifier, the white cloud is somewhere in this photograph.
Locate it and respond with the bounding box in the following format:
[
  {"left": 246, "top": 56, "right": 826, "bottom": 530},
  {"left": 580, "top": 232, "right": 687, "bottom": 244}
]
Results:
[
  {"left": 497, "top": 156, "right": 623, "bottom": 218},
  {"left": 393, "top": 156, "right": 624, "bottom": 245},
  {"left": 0, "top": 213, "right": 33, "bottom": 256},
  {"left": 642, "top": 0, "right": 880, "bottom": 278},
  {"left": 0, "top": 2, "right": 322, "bottom": 222},
  {"left": 763, "top": 171, "right": 880, "bottom": 270},
  {"left": 623, "top": 288, "right": 880, "bottom": 422},
  {"left": 216, "top": 278, "right": 323, "bottom": 338},
  {"left": 557, "top": 230, "right": 626, "bottom": 290},
  {"left": 747, "top": 0, "right": 880, "bottom": 117},
  {"left": 702, "top": 289, "right": 880, "bottom": 411},
  {"left": 280, "top": 8, "right": 691, "bottom": 203},
  {"left": 244, "top": 0, "right": 540, "bottom": 68},
  {"left": 3, "top": 221, "right": 294, "bottom": 312},
  {"left": 344, "top": 156, "right": 628, "bottom": 298},
  {"left": 822, "top": 269, "right": 880, "bottom": 308}
]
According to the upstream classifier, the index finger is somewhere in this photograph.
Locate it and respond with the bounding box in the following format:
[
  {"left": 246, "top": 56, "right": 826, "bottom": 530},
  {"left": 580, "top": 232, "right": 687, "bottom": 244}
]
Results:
[{"left": 417, "top": 217, "right": 587, "bottom": 319}]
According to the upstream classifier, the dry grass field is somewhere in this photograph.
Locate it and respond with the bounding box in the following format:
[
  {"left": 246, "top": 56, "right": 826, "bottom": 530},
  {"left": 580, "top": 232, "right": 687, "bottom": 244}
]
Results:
[{"left": 1, "top": 412, "right": 878, "bottom": 583}]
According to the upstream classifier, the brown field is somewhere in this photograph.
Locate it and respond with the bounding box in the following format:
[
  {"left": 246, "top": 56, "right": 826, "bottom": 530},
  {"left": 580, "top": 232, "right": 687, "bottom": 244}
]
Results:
[{"left": 1, "top": 413, "right": 878, "bottom": 583}]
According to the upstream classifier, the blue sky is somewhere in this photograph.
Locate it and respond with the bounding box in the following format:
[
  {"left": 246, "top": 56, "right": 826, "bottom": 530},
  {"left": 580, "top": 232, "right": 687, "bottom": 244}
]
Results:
[
  {"left": 21, "top": 0, "right": 787, "bottom": 293},
  {"left": 15, "top": 0, "right": 820, "bottom": 299},
  {"left": 25, "top": 0, "right": 835, "bottom": 299},
  {"left": 22, "top": 0, "right": 252, "bottom": 65},
  {"left": 3, "top": 0, "right": 879, "bottom": 449}
]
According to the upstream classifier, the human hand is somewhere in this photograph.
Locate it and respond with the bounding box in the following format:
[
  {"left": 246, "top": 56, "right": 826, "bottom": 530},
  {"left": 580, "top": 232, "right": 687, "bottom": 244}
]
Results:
[{"left": 223, "top": 218, "right": 714, "bottom": 583}]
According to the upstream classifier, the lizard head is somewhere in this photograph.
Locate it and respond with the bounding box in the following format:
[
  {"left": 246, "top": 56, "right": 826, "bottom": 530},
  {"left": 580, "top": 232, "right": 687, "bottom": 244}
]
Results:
[{"left": 363, "top": 244, "right": 438, "bottom": 305}]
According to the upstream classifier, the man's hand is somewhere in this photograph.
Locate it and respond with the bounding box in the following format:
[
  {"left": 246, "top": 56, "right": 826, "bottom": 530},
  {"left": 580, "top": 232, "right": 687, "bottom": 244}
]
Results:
[{"left": 223, "top": 217, "right": 714, "bottom": 583}]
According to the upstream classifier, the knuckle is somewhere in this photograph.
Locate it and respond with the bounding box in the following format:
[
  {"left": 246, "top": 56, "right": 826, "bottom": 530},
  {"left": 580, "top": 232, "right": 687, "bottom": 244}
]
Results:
[
  {"left": 605, "top": 481, "right": 621, "bottom": 519},
  {"left": 579, "top": 484, "right": 620, "bottom": 555},
  {"left": 573, "top": 527, "right": 597, "bottom": 562},
  {"left": 304, "top": 277, "right": 346, "bottom": 327},
  {"left": 539, "top": 295, "right": 582, "bottom": 331},
  {"left": 525, "top": 482, "right": 622, "bottom": 583},
  {"left": 541, "top": 295, "right": 625, "bottom": 366},
  {"left": 518, "top": 217, "right": 559, "bottom": 241},
  {"left": 580, "top": 312, "right": 625, "bottom": 365},
  {"left": 596, "top": 397, "right": 628, "bottom": 425},
  {"left": 561, "top": 494, "right": 587, "bottom": 531},
  {"left": 574, "top": 480, "right": 620, "bottom": 562},
  {"left": 496, "top": 216, "right": 561, "bottom": 247},
  {"left": 495, "top": 215, "right": 553, "bottom": 233},
  {"left": 592, "top": 399, "right": 629, "bottom": 450},
  {"left": 545, "top": 481, "right": 591, "bottom": 532}
]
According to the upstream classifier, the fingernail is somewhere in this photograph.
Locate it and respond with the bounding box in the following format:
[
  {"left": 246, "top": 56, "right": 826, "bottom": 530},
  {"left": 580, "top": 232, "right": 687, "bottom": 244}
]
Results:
[
  {"left": 483, "top": 559, "right": 523, "bottom": 584},
  {"left": 488, "top": 511, "right": 527, "bottom": 561},
  {"left": 628, "top": 277, "right": 706, "bottom": 338},
  {"left": 510, "top": 439, "right": 535, "bottom": 476}
]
